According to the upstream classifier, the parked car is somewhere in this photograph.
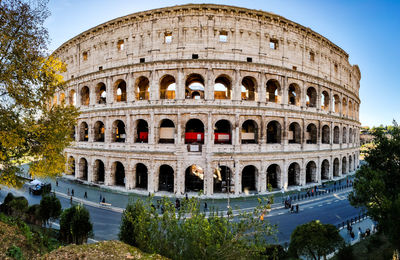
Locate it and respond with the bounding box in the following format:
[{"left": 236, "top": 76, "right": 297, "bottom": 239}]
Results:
[{"left": 28, "top": 180, "right": 51, "bottom": 195}]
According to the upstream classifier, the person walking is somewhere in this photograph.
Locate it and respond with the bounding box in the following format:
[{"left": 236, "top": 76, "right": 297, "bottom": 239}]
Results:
[
  {"left": 71, "top": 189, "right": 74, "bottom": 196},
  {"left": 296, "top": 204, "right": 299, "bottom": 213},
  {"left": 84, "top": 191, "right": 87, "bottom": 199},
  {"left": 204, "top": 201, "right": 208, "bottom": 212}
]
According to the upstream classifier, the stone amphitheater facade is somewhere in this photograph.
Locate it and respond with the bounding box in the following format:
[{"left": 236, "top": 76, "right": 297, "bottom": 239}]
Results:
[{"left": 53, "top": 4, "right": 361, "bottom": 196}]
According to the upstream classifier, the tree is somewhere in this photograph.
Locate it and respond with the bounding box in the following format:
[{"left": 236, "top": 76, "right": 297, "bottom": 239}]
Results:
[
  {"left": 60, "top": 204, "right": 93, "bottom": 245},
  {"left": 349, "top": 121, "right": 400, "bottom": 248},
  {"left": 39, "top": 194, "right": 61, "bottom": 227},
  {"left": 288, "top": 220, "right": 344, "bottom": 260},
  {"left": 119, "top": 196, "right": 276, "bottom": 259},
  {"left": 0, "top": 0, "right": 79, "bottom": 187}
]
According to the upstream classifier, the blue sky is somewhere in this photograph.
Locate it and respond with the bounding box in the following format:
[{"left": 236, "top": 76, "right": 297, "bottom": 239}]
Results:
[{"left": 46, "top": 0, "right": 400, "bottom": 127}]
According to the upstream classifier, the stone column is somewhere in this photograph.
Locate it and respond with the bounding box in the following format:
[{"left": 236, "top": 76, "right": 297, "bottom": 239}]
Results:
[
  {"left": 126, "top": 74, "right": 134, "bottom": 103},
  {"left": 233, "top": 69, "right": 241, "bottom": 101},
  {"left": 106, "top": 77, "right": 113, "bottom": 105},
  {"left": 150, "top": 70, "right": 158, "bottom": 101},
  {"left": 282, "top": 76, "right": 288, "bottom": 107},
  {"left": 148, "top": 162, "right": 156, "bottom": 193},
  {"left": 234, "top": 159, "right": 240, "bottom": 195},
  {"left": 259, "top": 73, "right": 266, "bottom": 103},
  {"left": 89, "top": 83, "right": 96, "bottom": 107},
  {"left": 282, "top": 159, "right": 288, "bottom": 190},
  {"left": 260, "top": 163, "right": 267, "bottom": 193},
  {"left": 176, "top": 161, "right": 183, "bottom": 195},
  {"left": 104, "top": 160, "right": 112, "bottom": 186},
  {"left": 176, "top": 68, "right": 185, "bottom": 100},
  {"left": 316, "top": 157, "right": 321, "bottom": 184},
  {"left": 149, "top": 112, "right": 155, "bottom": 144},
  {"left": 205, "top": 68, "right": 213, "bottom": 101}
]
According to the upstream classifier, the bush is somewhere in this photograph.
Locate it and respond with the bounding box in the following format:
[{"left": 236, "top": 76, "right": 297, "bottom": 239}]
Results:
[
  {"left": 39, "top": 194, "right": 61, "bottom": 227},
  {"left": 26, "top": 204, "right": 41, "bottom": 225},
  {"left": 336, "top": 244, "right": 354, "bottom": 260},
  {"left": 0, "top": 192, "right": 15, "bottom": 214},
  {"left": 60, "top": 204, "right": 93, "bottom": 244},
  {"left": 8, "top": 196, "right": 28, "bottom": 218},
  {"left": 6, "top": 245, "right": 23, "bottom": 260}
]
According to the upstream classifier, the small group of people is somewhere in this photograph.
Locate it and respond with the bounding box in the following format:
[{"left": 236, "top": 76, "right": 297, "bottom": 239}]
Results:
[
  {"left": 284, "top": 196, "right": 292, "bottom": 209},
  {"left": 290, "top": 204, "right": 299, "bottom": 213}
]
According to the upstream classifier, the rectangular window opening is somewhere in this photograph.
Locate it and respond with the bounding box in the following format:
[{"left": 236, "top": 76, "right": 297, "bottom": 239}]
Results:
[
  {"left": 140, "top": 58, "right": 145, "bottom": 63},
  {"left": 269, "top": 39, "right": 278, "bottom": 50},
  {"left": 82, "top": 51, "right": 88, "bottom": 61},
  {"left": 310, "top": 52, "right": 315, "bottom": 62},
  {"left": 99, "top": 66, "right": 103, "bottom": 71},
  {"left": 247, "top": 57, "right": 252, "bottom": 62},
  {"left": 219, "top": 31, "right": 228, "bottom": 42},
  {"left": 164, "top": 32, "right": 172, "bottom": 44},
  {"left": 117, "top": 40, "right": 124, "bottom": 51},
  {"left": 192, "top": 54, "right": 199, "bottom": 59},
  {"left": 292, "top": 66, "right": 297, "bottom": 71}
]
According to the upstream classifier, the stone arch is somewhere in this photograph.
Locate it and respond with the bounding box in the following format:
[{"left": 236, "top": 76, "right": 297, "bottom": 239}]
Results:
[
  {"left": 160, "top": 74, "right": 176, "bottom": 99},
  {"left": 267, "top": 120, "right": 282, "bottom": 144},
  {"left": 134, "top": 119, "right": 148, "bottom": 143},
  {"left": 185, "top": 118, "right": 204, "bottom": 144},
  {"left": 333, "top": 94, "right": 340, "bottom": 113},
  {"left": 349, "top": 128, "right": 353, "bottom": 143},
  {"left": 266, "top": 164, "right": 281, "bottom": 189},
  {"left": 342, "top": 98, "right": 347, "bottom": 116},
  {"left": 158, "top": 164, "right": 174, "bottom": 192},
  {"left": 113, "top": 161, "right": 125, "bottom": 187},
  {"left": 67, "top": 156, "right": 75, "bottom": 176},
  {"left": 159, "top": 119, "right": 175, "bottom": 144},
  {"left": 343, "top": 127, "right": 347, "bottom": 144},
  {"left": 60, "top": 93, "right": 65, "bottom": 104},
  {"left": 306, "top": 161, "right": 317, "bottom": 183},
  {"left": 185, "top": 73, "right": 205, "bottom": 99},
  {"left": 241, "top": 76, "right": 257, "bottom": 101},
  {"left": 288, "top": 83, "right": 301, "bottom": 106},
  {"left": 306, "top": 123, "right": 318, "bottom": 144},
  {"left": 214, "top": 74, "right": 232, "bottom": 100},
  {"left": 242, "top": 165, "right": 258, "bottom": 192},
  {"left": 214, "top": 165, "right": 233, "bottom": 193},
  {"left": 93, "top": 159, "right": 105, "bottom": 183},
  {"left": 79, "top": 122, "right": 89, "bottom": 142},
  {"left": 112, "top": 120, "right": 126, "bottom": 142},
  {"left": 333, "top": 126, "right": 340, "bottom": 144},
  {"left": 185, "top": 164, "right": 204, "bottom": 192},
  {"left": 333, "top": 158, "right": 340, "bottom": 177},
  {"left": 349, "top": 155, "right": 353, "bottom": 172},
  {"left": 342, "top": 157, "right": 347, "bottom": 174},
  {"left": 288, "top": 122, "right": 301, "bottom": 144},
  {"left": 136, "top": 76, "right": 150, "bottom": 100},
  {"left": 288, "top": 162, "right": 300, "bottom": 186},
  {"left": 306, "top": 86, "right": 317, "bottom": 107},
  {"left": 114, "top": 79, "right": 127, "bottom": 102},
  {"left": 321, "top": 90, "right": 329, "bottom": 110},
  {"left": 241, "top": 120, "right": 258, "bottom": 144},
  {"left": 69, "top": 89, "right": 76, "bottom": 105},
  {"left": 96, "top": 82, "right": 107, "bottom": 104},
  {"left": 78, "top": 157, "right": 88, "bottom": 181},
  {"left": 321, "top": 159, "right": 330, "bottom": 180},
  {"left": 348, "top": 100, "right": 353, "bottom": 118},
  {"left": 322, "top": 125, "right": 330, "bottom": 144},
  {"left": 266, "top": 79, "right": 280, "bottom": 103},
  {"left": 94, "top": 121, "right": 105, "bottom": 142},
  {"left": 80, "top": 86, "right": 90, "bottom": 106},
  {"left": 214, "top": 119, "right": 232, "bottom": 144},
  {"left": 136, "top": 163, "right": 148, "bottom": 190}
]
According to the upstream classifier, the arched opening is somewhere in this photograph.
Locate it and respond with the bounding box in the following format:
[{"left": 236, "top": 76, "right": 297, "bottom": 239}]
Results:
[
  {"left": 321, "top": 91, "right": 329, "bottom": 110},
  {"left": 306, "top": 161, "right": 317, "bottom": 183},
  {"left": 306, "top": 124, "right": 317, "bottom": 144},
  {"left": 288, "top": 163, "right": 300, "bottom": 186},
  {"left": 333, "top": 126, "right": 340, "bottom": 144},
  {"left": 348, "top": 101, "right": 353, "bottom": 118},
  {"left": 288, "top": 122, "right": 301, "bottom": 144},
  {"left": 159, "top": 165, "right": 174, "bottom": 192},
  {"left": 96, "top": 82, "right": 107, "bottom": 104},
  {"left": 349, "top": 156, "right": 353, "bottom": 172},
  {"left": 136, "top": 76, "right": 150, "bottom": 100},
  {"left": 60, "top": 93, "right": 65, "bottom": 104},
  {"left": 333, "top": 94, "right": 340, "bottom": 113},
  {"left": 79, "top": 122, "right": 88, "bottom": 142},
  {"left": 136, "top": 163, "right": 148, "bottom": 189},
  {"left": 79, "top": 158, "right": 88, "bottom": 181},
  {"left": 241, "top": 76, "right": 256, "bottom": 101},
  {"left": 185, "top": 74, "right": 205, "bottom": 100},
  {"left": 112, "top": 120, "right": 126, "bottom": 143},
  {"left": 185, "top": 119, "right": 204, "bottom": 144},
  {"left": 214, "top": 120, "right": 232, "bottom": 144},
  {"left": 288, "top": 83, "right": 300, "bottom": 106},
  {"left": 160, "top": 75, "right": 176, "bottom": 99},
  {"left": 94, "top": 159, "right": 105, "bottom": 183},
  {"left": 67, "top": 156, "right": 75, "bottom": 176},
  {"left": 266, "top": 79, "right": 280, "bottom": 103},
  {"left": 333, "top": 158, "right": 340, "bottom": 177},
  {"left": 267, "top": 121, "right": 281, "bottom": 144},
  {"left": 242, "top": 165, "right": 257, "bottom": 193},
  {"left": 342, "top": 98, "right": 347, "bottom": 116},
  {"left": 342, "top": 157, "right": 347, "bottom": 174},
  {"left": 115, "top": 80, "right": 127, "bottom": 102},
  {"left": 241, "top": 120, "right": 258, "bottom": 144},
  {"left": 185, "top": 165, "right": 204, "bottom": 192},
  {"left": 214, "top": 75, "right": 232, "bottom": 100},
  {"left": 69, "top": 90, "right": 76, "bottom": 106},
  {"left": 135, "top": 119, "right": 148, "bottom": 143},
  {"left": 213, "top": 166, "right": 232, "bottom": 193},
  {"left": 266, "top": 164, "right": 280, "bottom": 189},
  {"left": 94, "top": 121, "right": 105, "bottom": 142},
  {"left": 322, "top": 125, "right": 330, "bottom": 144},
  {"left": 306, "top": 87, "right": 317, "bottom": 107},
  {"left": 80, "top": 86, "right": 90, "bottom": 106},
  {"left": 349, "top": 128, "right": 353, "bottom": 143},
  {"left": 114, "top": 161, "right": 125, "bottom": 187},
  {"left": 321, "top": 159, "right": 330, "bottom": 180},
  {"left": 159, "top": 119, "right": 175, "bottom": 144},
  {"left": 343, "top": 127, "right": 347, "bottom": 144}
]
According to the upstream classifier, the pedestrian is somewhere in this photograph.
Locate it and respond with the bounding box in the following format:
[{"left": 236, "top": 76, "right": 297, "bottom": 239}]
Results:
[
  {"left": 67, "top": 188, "right": 70, "bottom": 196},
  {"left": 290, "top": 205, "right": 294, "bottom": 213},
  {"left": 102, "top": 197, "right": 105, "bottom": 203},
  {"left": 204, "top": 202, "right": 208, "bottom": 212},
  {"left": 56, "top": 180, "right": 58, "bottom": 187},
  {"left": 84, "top": 191, "right": 87, "bottom": 199},
  {"left": 71, "top": 189, "right": 74, "bottom": 196},
  {"left": 185, "top": 193, "right": 188, "bottom": 200},
  {"left": 296, "top": 204, "right": 299, "bottom": 213}
]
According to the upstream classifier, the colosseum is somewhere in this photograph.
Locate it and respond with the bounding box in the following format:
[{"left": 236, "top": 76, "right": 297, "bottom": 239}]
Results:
[{"left": 53, "top": 4, "right": 361, "bottom": 197}]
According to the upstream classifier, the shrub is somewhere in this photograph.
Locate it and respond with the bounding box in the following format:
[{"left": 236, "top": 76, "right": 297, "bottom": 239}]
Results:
[
  {"left": 6, "top": 245, "right": 23, "bottom": 260},
  {"left": 60, "top": 204, "right": 93, "bottom": 244},
  {"left": 39, "top": 194, "right": 61, "bottom": 227},
  {"left": 8, "top": 196, "right": 28, "bottom": 218}
]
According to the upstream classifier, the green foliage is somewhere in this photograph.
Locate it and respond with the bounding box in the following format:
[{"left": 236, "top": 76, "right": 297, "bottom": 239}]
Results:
[
  {"left": 8, "top": 196, "right": 29, "bottom": 218},
  {"left": 119, "top": 196, "right": 276, "bottom": 259},
  {"left": 60, "top": 204, "right": 93, "bottom": 245},
  {"left": 288, "top": 220, "right": 344, "bottom": 260},
  {"left": 39, "top": 194, "right": 61, "bottom": 227},
  {"left": 6, "top": 244, "right": 24, "bottom": 260},
  {"left": 349, "top": 121, "right": 400, "bottom": 248},
  {"left": 0, "top": 0, "right": 79, "bottom": 187},
  {"left": 335, "top": 244, "right": 354, "bottom": 260},
  {"left": 26, "top": 204, "right": 42, "bottom": 225}
]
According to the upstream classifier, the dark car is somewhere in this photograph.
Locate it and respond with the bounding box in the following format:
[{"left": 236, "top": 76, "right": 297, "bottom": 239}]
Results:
[{"left": 29, "top": 183, "right": 51, "bottom": 195}]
